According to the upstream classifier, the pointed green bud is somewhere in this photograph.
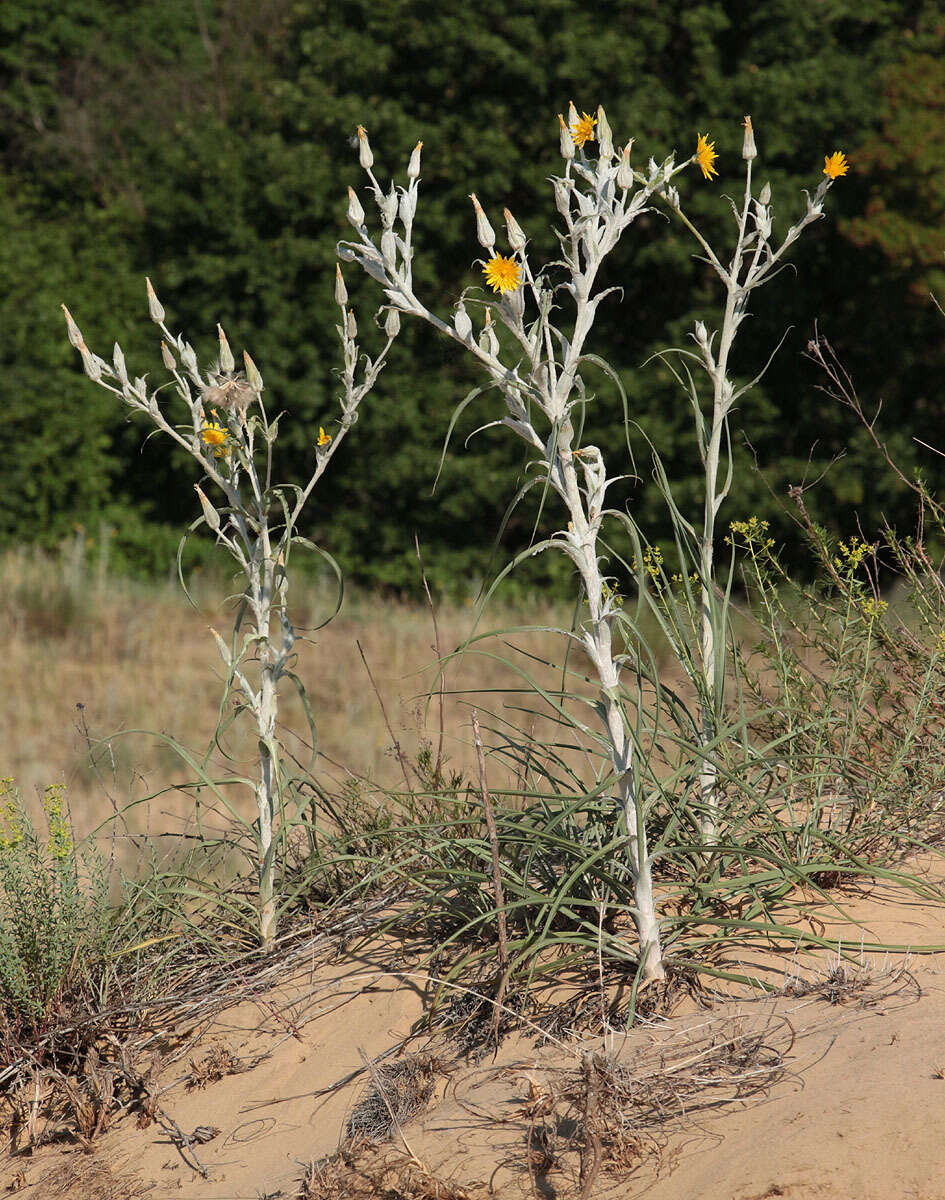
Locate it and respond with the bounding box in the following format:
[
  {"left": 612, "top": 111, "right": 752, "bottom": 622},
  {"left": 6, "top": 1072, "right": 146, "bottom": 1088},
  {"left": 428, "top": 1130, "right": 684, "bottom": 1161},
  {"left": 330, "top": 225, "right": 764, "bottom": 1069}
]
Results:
[
  {"left": 244, "top": 350, "right": 263, "bottom": 392},
  {"left": 384, "top": 308, "right": 401, "bottom": 338},
  {"left": 617, "top": 144, "right": 634, "bottom": 189},
  {"left": 112, "top": 343, "right": 128, "bottom": 384},
  {"left": 61, "top": 305, "right": 83, "bottom": 349},
  {"left": 356, "top": 124, "right": 373, "bottom": 170},
  {"left": 759, "top": 181, "right": 771, "bottom": 205},
  {"left": 334, "top": 264, "right": 348, "bottom": 307},
  {"left": 407, "top": 140, "right": 422, "bottom": 180},
  {"left": 146, "top": 277, "right": 165, "bottom": 323},
  {"left": 347, "top": 186, "right": 365, "bottom": 228},
  {"left": 503, "top": 208, "right": 527, "bottom": 252},
  {"left": 453, "top": 301, "right": 472, "bottom": 341},
  {"left": 742, "top": 115, "right": 757, "bottom": 161},
  {"left": 346, "top": 309, "right": 357, "bottom": 340},
  {"left": 161, "top": 340, "right": 176, "bottom": 370},
  {"left": 195, "top": 485, "right": 221, "bottom": 533},
  {"left": 468, "top": 193, "right": 495, "bottom": 251},
  {"left": 209, "top": 626, "right": 232, "bottom": 667},
  {"left": 81, "top": 347, "right": 102, "bottom": 382},
  {"left": 596, "top": 106, "right": 613, "bottom": 161},
  {"left": 380, "top": 228, "right": 397, "bottom": 269},
  {"left": 217, "top": 325, "right": 235, "bottom": 373},
  {"left": 558, "top": 114, "right": 574, "bottom": 161}
]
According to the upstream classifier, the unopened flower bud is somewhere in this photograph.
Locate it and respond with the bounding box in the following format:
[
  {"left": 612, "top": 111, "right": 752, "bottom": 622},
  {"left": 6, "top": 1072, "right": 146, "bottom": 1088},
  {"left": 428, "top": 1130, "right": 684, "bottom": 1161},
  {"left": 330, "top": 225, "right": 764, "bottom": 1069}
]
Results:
[
  {"left": 81, "top": 346, "right": 102, "bottom": 382},
  {"left": 503, "top": 208, "right": 527, "bottom": 252},
  {"left": 347, "top": 186, "right": 365, "bottom": 228},
  {"left": 453, "top": 301, "right": 472, "bottom": 341},
  {"left": 217, "top": 324, "right": 235, "bottom": 373},
  {"left": 558, "top": 114, "right": 574, "bottom": 161},
  {"left": 694, "top": 320, "right": 708, "bottom": 346},
  {"left": 346, "top": 308, "right": 357, "bottom": 340},
  {"left": 616, "top": 144, "right": 634, "bottom": 190},
  {"left": 742, "top": 115, "right": 757, "bottom": 161},
  {"left": 505, "top": 281, "right": 525, "bottom": 321},
  {"left": 596, "top": 106, "right": 613, "bottom": 161},
  {"left": 146, "top": 277, "right": 165, "bottom": 323},
  {"left": 244, "top": 350, "right": 263, "bottom": 392},
  {"left": 759, "top": 181, "right": 771, "bottom": 205},
  {"left": 384, "top": 307, "right": 401, "bottom": 338},
  {"left": 567, "top": 99, "right": 579, "bottom": 128},
  {"left": 379, "top": 185, "right": 398, "bottom": 229},
  {"left": 479, "top": 308, "right": 499, "bottom": 356},
  {"left": 181, "top": 342, "right": 198, "bottom": 376},
  {"left": 469, "top": 193, "right": 495, "bottom": 251},
  {"left": 61, "top": 304, "right": 83, "bottom": 348},
  {"left": 380, "top": 228, "right": 397, "bottom": 269},
  {"left": 356, "top": 124, "right": 373, "bottom": 170},
  {"left": 112, "top": 343, "right": 128, "bottom": 384},
  {"left": 335, "top": 263, "right": 348, "bottom": 307},
  {"left": 407, "top": 140, "right": 422, "bottom": 180},
  {"left": 161, "top": 340, "right": 177, "bottom": 371},
  {"left": 195, "top": 485, "right": 221, "bottom": 533},
  {"left": 553, "top": 178, "right": 571, "bottom": 217},
  {"left": 399, "top": 188, "right": 417, "bottom": 225}
]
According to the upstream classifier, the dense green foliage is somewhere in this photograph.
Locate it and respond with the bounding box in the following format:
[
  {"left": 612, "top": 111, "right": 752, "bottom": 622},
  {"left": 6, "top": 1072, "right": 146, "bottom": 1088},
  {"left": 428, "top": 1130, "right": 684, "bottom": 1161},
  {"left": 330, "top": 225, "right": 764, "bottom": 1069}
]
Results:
[{"left": 3, "top": 0, "right": 945, "bottom": 592}]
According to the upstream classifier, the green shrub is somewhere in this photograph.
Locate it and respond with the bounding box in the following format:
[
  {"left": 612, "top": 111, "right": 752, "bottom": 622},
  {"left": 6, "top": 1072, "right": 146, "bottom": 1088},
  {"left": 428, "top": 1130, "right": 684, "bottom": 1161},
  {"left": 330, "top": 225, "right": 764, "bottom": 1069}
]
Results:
[{"left": 0, "top": 780, "right": 110, "bottom": 1033}]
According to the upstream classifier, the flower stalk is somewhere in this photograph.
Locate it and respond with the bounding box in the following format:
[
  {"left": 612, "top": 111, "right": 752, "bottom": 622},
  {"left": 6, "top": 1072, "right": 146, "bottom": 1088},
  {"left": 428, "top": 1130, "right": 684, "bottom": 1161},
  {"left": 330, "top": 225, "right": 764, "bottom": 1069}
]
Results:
[
  {"left": 337, "top": 111, "right": 687, "bottom": 981},
  {"left": 62, "top": 272, "right": 397, "bottom": 950}
]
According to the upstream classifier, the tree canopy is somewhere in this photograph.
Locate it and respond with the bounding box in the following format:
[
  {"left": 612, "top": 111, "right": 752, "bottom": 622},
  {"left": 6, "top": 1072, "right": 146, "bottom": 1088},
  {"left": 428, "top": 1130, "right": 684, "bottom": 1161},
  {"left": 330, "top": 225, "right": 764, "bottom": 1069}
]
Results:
[{"left": 3, "top": 0, "right": 944, "bottom": 592}]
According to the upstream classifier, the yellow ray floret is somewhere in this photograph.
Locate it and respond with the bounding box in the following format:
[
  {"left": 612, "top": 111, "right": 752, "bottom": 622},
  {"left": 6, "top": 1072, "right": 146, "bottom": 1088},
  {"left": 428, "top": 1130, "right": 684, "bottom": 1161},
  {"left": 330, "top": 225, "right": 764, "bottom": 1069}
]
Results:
[
  {"left": 823, "top": 150, "right": 849, "bottom": 179},
  {"left": 482, "top": 255, "right": 521, "bottom": 295},
  {"left": 570, "top": 111, "right": 597, "bottom": 148},
  {"left": 695, "top": 132, "right": 719, "bottom": 181},
  {"left": 200, "top": 421, "right": 230, "bottom": 459},
  {"left": 316, "top": 426, "right": 332, "bottom": 447}
]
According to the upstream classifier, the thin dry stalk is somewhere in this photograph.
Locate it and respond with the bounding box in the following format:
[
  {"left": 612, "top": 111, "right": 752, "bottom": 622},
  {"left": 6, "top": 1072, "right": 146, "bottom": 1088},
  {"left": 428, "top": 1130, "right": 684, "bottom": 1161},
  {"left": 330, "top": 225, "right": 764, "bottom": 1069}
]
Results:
[
  {"left": 471, "top": 711, "right": 510, "bottom": 1047},
  {"left": 415, "top": 535, "right": 446, "bottom": 785},
  {"left": 357, "top": 639, "right": 416, "bottom": 795}
]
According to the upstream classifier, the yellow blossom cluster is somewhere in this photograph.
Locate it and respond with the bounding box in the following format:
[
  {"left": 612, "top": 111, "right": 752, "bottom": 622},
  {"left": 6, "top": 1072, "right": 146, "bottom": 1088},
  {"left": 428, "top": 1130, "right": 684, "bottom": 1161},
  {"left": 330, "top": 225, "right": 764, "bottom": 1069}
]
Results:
[
  {"left": 726, "top": 516, "right": 774, "bottom": 551},
  {"left": 859, "top": 597, "right": 888, "bottom": 621},
  {"left": 632, "top": 545, "right": 664, "bottom": 582},
  {"left": 0, "top": 779, "right": 22, "bottom": 852},
  {"left": 43, "top": 784, "right": 73, "bottom": 862},
  {"left": 833, "top": 535, "right": 872, "bottom": 574}
]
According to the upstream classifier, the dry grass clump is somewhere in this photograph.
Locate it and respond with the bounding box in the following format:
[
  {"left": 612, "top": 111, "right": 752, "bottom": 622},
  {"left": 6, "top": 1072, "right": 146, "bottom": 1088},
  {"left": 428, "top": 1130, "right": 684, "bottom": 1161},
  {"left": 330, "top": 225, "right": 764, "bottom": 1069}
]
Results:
[
  {"left": 344, "top": 1052, "right": 442, "bottom": 1143},
  {"left": 506, "top": 1017, "right": 790, "bottom": 1197},
  {"left": 781, "top": 952, "right": 917, "bottom": 1007},
  {"left": 298, "top": 1146, "right": 486, "bottom": 1200}
]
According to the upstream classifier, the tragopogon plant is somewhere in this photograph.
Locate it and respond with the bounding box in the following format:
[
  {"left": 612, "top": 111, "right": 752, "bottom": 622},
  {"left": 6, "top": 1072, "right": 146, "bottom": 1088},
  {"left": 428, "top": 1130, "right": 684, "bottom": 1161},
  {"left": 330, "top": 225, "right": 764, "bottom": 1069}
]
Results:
[
  {"left": 338, "top": 105, "right": 714, "bottom": 982},
  {"left": 645, "top": 126, "right": 848, "bottom": 841},
  {"left": 62, "top": 281, "right": 399, "bottom": 950}
]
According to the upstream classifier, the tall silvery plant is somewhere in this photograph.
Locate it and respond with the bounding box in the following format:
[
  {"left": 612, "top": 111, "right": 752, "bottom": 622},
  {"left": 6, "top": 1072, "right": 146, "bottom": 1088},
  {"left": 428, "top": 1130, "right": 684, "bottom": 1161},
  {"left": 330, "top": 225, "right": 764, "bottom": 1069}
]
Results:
[
  {"left": 338, "top": 107, "right": 698, "bottom": 982},
  {"left": 63, "top": 280, "right": 398, "bottom": 950},
  {"left": 644, "top": 122, "right": 848, "bottom": 840}
]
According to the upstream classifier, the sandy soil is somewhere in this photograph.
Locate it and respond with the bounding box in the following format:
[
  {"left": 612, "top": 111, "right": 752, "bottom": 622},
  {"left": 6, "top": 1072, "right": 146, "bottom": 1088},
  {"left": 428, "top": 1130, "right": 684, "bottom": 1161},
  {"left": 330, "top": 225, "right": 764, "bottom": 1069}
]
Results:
[{"left": 4, "top": 872, "right": 945, "bottom": 1200}]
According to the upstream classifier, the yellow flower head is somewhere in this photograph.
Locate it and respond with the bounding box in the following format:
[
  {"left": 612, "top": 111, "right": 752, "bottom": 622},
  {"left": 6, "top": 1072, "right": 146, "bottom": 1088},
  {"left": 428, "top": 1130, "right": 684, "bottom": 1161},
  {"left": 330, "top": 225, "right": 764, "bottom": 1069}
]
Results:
[
  {"left": 823, "top": 151, "right": 849, "bottom": 180},
  {"left": 482, "top": 254, "right": 522, "bottom": 295},
  {"left": 200, "top": 420, "right": 231, "bottom": 459},
  {"left": 570, "top": 111, "right": 597, "bottom": 148},
  {"left": 316, "top": 426, "right": 332, "bottom": 448},
  {"left": 695, "top": 132, "right": 719, "bottom": 181}
]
